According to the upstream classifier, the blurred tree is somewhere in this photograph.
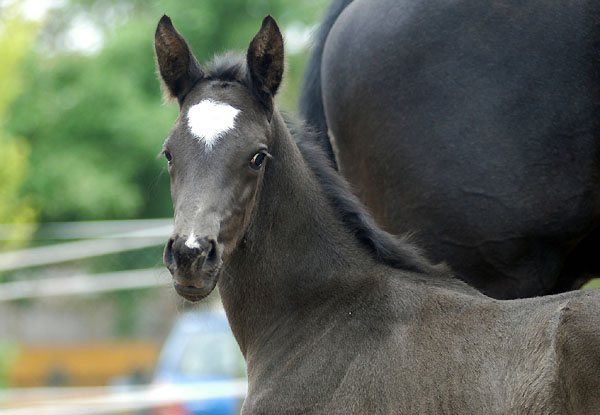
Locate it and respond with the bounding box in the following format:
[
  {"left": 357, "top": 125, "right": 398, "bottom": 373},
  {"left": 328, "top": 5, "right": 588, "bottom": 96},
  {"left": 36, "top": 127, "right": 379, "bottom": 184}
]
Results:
[
  {"left": 0, "top": 5, "right": 37, "bottom": 247},
  {"left": 6, "top": 0, "right": 327, "bottom": 222}
]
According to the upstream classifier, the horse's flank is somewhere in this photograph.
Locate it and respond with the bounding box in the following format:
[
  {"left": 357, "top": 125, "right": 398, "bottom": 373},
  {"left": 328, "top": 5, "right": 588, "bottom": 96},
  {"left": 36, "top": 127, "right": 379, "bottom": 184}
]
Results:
[{"left": 301, "top": 0, "right": 600, "bottom": 300}]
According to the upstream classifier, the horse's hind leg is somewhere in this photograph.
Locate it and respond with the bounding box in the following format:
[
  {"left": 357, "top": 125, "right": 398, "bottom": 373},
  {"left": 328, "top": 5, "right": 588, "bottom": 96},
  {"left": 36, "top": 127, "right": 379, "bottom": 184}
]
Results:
[{"left": 555, "top": 293, "right": 600, "bottom": 414}]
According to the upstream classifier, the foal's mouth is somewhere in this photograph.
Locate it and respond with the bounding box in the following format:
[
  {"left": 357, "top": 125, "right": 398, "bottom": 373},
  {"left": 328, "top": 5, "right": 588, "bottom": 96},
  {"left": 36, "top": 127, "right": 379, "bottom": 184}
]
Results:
[
  {"left": 173, "top": 280, "right": 218, "bottom": 302},
  {"left": 172, "top": 263, "right": 221, "bottom": 302}
]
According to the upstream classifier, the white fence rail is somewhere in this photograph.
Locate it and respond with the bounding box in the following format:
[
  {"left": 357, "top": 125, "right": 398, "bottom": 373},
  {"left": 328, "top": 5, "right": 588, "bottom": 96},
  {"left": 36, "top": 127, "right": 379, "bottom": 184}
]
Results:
[
  {"left": 0, "top": 268, "right": 170, "bottom": 301},
  {"left": 0, "top": 219, "right": 173, "bottom": 301},
  {"left": 0, "top": 219, "right": 173, "bottom": 241}
]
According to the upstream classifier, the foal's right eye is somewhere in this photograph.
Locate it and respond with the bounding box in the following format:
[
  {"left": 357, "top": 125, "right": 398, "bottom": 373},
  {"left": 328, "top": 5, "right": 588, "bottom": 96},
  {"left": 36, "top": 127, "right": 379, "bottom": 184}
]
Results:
[
  {"left": 164, "top": 151, "right": 172, "bottom": 163},
  {"left": 249, "top": 151, "right": 267, "bottom": 170}
]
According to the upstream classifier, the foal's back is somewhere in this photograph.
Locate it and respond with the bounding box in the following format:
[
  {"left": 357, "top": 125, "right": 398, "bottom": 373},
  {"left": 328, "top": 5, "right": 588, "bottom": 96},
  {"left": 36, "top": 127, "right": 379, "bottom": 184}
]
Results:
[
  {"left": 382, "top": 282, "right": 600, "bottom": 414},
  {"left": 245, "top": 272, "right": 600, "bottom": 414}
]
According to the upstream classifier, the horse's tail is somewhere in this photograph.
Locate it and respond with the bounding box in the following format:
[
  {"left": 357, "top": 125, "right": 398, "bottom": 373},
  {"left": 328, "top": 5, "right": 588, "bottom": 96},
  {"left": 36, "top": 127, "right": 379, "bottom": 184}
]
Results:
[{"left": 298, "top": 0, "right": 354, "bottom": 168}]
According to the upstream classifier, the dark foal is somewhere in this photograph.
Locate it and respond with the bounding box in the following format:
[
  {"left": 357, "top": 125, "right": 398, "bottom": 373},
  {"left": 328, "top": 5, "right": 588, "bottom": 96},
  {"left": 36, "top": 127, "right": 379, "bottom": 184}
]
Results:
[
  {"left": 300, "top": 0, "right": 600, "bottom": 299},
  {"left": 155, "top": 15, "right": 600, "bottom": 414}
]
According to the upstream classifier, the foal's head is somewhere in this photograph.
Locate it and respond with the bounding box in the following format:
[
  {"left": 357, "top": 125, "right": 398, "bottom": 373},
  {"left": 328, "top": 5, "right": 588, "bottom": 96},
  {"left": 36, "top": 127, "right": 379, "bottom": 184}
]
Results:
[{"left": 155, "top": 15, "right": 284, "bottom": 301}]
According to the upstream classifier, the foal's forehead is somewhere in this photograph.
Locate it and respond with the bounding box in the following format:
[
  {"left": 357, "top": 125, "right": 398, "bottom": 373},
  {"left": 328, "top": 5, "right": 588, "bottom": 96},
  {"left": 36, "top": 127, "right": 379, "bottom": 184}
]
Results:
[
  {"left": 186, "top": 99, "right": 241, "bottom": 150},
  {"left": 167, "top": 79, "right": 268, "bottom": 153}
]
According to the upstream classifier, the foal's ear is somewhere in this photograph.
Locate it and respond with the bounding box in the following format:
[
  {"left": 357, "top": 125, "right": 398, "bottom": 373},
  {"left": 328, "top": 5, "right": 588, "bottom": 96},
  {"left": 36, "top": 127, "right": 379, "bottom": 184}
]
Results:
[
  {"left": 154, "top": 15, "right": 204, "bottom": 105},
  {"left": 247, "top": 15, "right": 284, "bottom": 115}
]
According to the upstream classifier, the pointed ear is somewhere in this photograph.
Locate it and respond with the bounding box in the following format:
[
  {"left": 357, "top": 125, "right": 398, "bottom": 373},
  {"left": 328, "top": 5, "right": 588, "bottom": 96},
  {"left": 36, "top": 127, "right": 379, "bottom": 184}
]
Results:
[
  {"left": 154, "top": 15, "right": 204, "bottom": 105},
  {"left": 246, "top": 15, "right": 284, "bottom": 115}
]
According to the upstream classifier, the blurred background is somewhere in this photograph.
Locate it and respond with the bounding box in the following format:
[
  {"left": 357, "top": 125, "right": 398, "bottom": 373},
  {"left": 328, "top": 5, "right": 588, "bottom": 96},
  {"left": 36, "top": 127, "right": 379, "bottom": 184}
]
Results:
[{"left": 0, "top": 0, "right": 329, "bottom": 413}]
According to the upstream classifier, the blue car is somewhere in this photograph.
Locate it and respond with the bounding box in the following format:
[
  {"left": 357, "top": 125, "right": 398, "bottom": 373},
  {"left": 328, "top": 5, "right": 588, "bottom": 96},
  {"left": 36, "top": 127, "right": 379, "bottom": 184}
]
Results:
[{"left": 151, "top": 310, "right": 246, "bottom": 415}]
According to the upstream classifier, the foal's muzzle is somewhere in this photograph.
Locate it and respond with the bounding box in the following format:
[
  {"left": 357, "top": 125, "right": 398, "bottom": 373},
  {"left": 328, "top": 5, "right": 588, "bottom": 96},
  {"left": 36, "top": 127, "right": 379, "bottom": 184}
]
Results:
[{"left": 163, "top": 234, "right": 223, "bottom": 301}]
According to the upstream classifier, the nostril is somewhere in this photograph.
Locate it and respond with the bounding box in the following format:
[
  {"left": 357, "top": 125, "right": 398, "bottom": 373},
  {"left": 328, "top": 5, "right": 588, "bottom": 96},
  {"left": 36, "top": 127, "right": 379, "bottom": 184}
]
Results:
[
  {"left": 202, "top": 237, "right": 220, "bottom": 270},
  {"left": 207, "top": 239, "right": 217, "bottom": 261},
  {"left": 164, "top": 238, "right": 175, "bottom": 268}
]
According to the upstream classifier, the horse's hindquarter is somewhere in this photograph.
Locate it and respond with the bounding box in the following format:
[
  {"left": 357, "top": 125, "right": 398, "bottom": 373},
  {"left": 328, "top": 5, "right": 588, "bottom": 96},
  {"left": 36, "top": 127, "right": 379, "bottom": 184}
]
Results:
[{"left": 321, "top": 0, "right": 600, "bottom": 298}]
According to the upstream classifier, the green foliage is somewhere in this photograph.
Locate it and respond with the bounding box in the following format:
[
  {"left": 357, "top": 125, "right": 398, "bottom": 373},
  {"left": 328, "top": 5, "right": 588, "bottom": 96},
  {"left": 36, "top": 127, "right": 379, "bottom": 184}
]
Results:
[
  {"left": 6, "top": 0, "right": 328, "bottom": 222},
  {"left": 9, "top": 18, "right": 177, "bottom": 221},
  {"left": 0, "top": 6, "right": 38, "bottom": 245},
  {"left": 583, "top": 278, "right": 600, "bottom": 290}
]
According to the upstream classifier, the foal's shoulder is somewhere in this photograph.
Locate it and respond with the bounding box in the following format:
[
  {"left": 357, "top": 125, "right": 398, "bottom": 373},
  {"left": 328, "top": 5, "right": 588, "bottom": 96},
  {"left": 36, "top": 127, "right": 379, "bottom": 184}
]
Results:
[
  {"left": 554, "top": 289, "right": 600, "bottom": 336},
  {"left": 552, "top": 289, "right": 600, "bottom": 412}
]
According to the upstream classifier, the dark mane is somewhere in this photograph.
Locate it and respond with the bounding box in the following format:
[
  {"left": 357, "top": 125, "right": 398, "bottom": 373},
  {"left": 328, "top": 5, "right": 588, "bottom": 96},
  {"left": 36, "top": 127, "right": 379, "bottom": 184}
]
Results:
[
  {"left": 291, "top": 123, "right": 440, "bottom": 274},
  {"left": 205, "top": 53, "right": 439, "bottom": 275}
]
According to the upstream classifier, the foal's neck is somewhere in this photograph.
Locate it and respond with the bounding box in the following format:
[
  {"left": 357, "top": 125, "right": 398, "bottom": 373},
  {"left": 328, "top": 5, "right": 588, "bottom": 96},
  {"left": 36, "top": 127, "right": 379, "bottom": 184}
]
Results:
[{"left": 219, "top": 109, "right": 377, "bottom": 356}]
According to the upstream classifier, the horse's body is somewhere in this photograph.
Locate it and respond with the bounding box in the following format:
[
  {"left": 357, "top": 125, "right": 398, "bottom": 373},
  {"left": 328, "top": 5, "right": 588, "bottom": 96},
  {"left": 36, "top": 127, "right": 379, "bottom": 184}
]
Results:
[
  {"left": 240, "top": 264, "right": 599, "bottom": 414},
  {"left": 300, "top": 0, "right": 600, "bottom": 299},
  {"left": 154, "top": 16, "right": 600, "bottom": 414}
]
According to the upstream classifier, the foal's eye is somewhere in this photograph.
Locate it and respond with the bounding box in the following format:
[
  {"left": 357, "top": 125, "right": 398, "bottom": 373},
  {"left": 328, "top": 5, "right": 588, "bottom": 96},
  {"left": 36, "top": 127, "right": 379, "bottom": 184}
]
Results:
[
  {"left": 164, "top": 151, "right": 172, "bottom": 163},
  {"left": 249, "top": 152, "right": 267, "bottom": 170}
]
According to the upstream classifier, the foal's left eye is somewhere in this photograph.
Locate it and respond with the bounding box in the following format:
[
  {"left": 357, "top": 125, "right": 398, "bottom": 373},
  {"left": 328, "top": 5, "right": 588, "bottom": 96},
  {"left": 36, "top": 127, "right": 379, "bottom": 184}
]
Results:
[
  {"left": 249, "top": 152, "right": 267, "bottom": 170},
  {"left": 164, "top": 151, "right": 172, "bottom": 163}
]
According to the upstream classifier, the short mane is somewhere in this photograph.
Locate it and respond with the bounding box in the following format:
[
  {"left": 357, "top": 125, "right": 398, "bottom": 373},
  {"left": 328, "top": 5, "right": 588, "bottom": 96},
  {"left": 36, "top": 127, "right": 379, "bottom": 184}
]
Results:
[
  {"left": 205, "top": 54, "right": 439, "bottom": 274},
  {"left": 203, "top": 52, "right": 250, "bottom": 85},
  {"left": 293, "top": 129, "right": 438, "bottom": 274}
]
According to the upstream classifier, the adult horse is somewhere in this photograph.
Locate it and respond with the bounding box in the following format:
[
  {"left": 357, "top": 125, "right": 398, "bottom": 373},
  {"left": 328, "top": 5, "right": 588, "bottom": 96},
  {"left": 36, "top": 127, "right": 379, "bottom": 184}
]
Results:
[
  {"left": 154, "top": 15, "right": 600, "bottom": 413},
  {"left": 299, "top": 0, "right": 600, "bottom": 299}
]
